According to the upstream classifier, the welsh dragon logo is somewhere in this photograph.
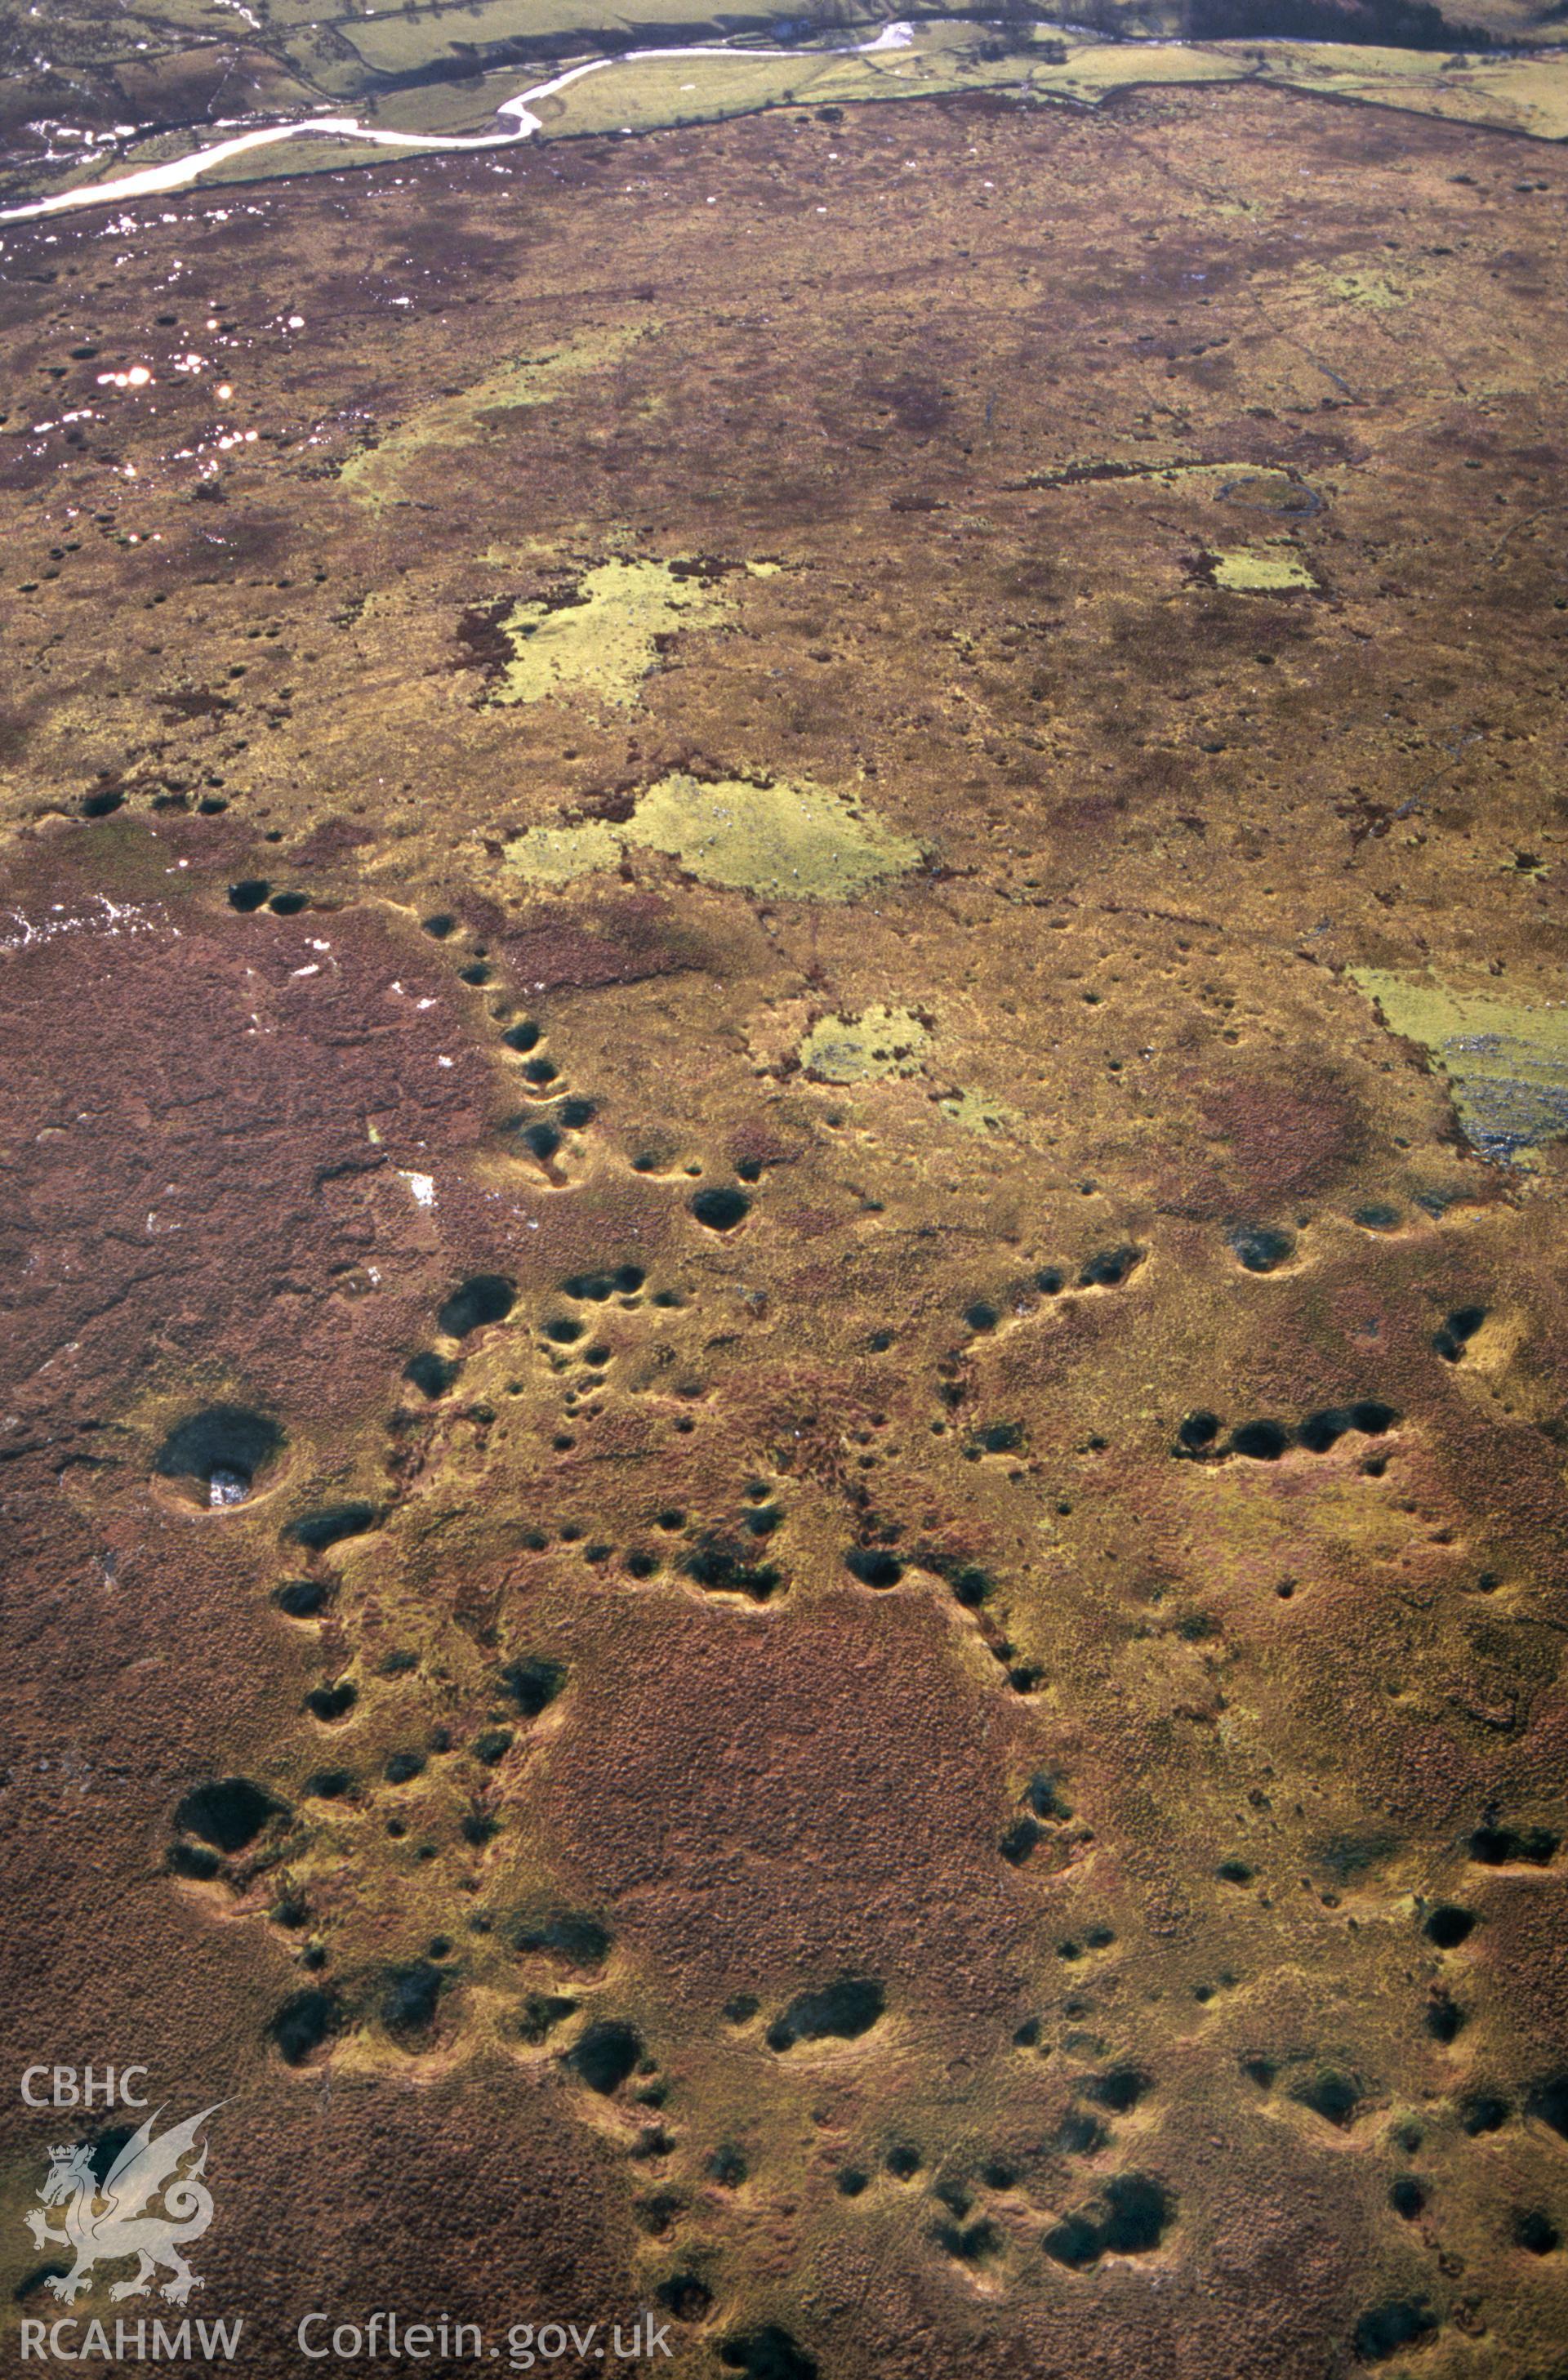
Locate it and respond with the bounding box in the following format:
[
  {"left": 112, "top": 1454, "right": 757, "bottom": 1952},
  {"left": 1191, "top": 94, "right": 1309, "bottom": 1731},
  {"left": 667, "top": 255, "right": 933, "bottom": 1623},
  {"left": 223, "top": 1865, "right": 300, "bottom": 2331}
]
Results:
[{"left": 24, "top": 2106, "right": 220, "bottom": 2306}]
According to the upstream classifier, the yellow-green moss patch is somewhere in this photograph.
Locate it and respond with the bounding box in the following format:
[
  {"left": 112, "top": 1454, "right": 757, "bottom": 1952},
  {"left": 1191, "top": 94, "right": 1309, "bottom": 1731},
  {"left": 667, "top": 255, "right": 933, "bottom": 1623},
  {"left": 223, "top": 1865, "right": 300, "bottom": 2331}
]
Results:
[
  {"left": 1209, "top": 546, "right": 1316, "bottom": 592},
  {"left": 631, "top": 772, "right": 922, "bottom": 899},
  {"left": 506, "top": 772, "right": 922, "bottom": 902},
  {"left": 488, "top": 559, "right": 729, "bottom": 709},
  {"left": 798, "top": 1006, "right": 932, "bottom": 1082},
  {"left": 1353, "top": 970, "right": 1568, "bottom": 1165}
]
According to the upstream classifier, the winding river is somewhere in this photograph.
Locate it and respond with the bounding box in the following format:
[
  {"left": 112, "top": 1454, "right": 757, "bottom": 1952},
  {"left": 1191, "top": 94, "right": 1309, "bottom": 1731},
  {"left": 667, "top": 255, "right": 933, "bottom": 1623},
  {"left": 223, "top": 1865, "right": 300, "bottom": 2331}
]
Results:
[{"left": 0, "top": 21, "right": 916, "bottom": 227}]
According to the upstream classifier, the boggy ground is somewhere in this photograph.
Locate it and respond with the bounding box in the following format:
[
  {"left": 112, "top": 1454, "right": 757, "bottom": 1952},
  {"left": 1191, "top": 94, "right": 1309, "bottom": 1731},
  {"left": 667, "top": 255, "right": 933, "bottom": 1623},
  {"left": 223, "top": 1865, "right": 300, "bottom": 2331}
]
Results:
[{"left": 2, "top": 73, "right": 1567, "bottom": 2380}]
